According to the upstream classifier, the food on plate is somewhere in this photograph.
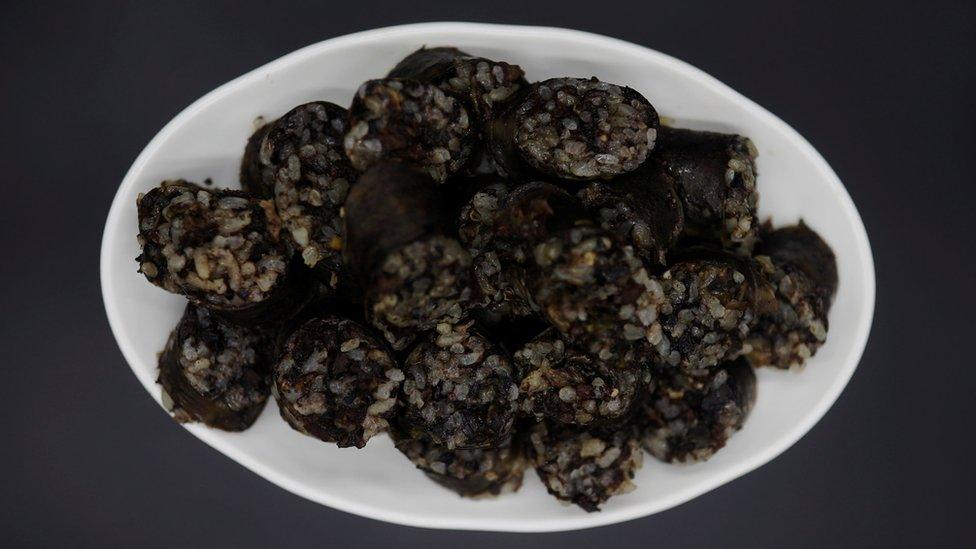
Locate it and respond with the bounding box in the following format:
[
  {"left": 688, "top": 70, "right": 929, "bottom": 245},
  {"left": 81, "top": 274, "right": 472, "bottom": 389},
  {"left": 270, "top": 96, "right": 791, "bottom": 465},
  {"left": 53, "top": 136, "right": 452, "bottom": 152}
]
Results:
[
  {"left": 344, "top": 79, "right": 476, "bottom": 182},
  {"left": 135, "top": 44, "right": 838, "bottom": 512},
  {"left": 746, "top": 222, "right": 838, "bottom": 369},
  {"left": 637, "top": 358, "right": 756, "bottom": 463},
  {"left": 136, "top": 180, "right": 309, "bottom": 324},
  {"left": 400, "top": 322, "right": 519, "bottom": 450},
  {"left": 526, "top": 420, "right": 644, "bottom": 512},
  {"left": 239, "top": 101, "right": 354, "bottom": 287},
  {"left": 577, "top": 160, "right": 684, "bottom": 265},
  {"left": 158, "top": 304, "right": 271, "bottom": 431},
  {"left": 343, "top": 161, "right": 474, "bottom": 349},
  {"left": 388, "top": 46, "right": 527, "bottom": 124},
  {"left": 489, "top": 77, "right": 659, "bottom": 181},
  {"left": 654, "top": 247, "right": 777, "bottom": 375},
  {"left": 392, "top": 425, "right": 525, "bottom": 497},
  {"left": 528, "top": 225, "right": 662, "bottom": 361},
  {"left": 273, "top": 315, "right": 401, "bottom": 448},
  {"left": 652, "top": 127, "right": 759, "bottom": 251},
  {"left": 515, "top": 329, "right": 648, "bottom": 427}
]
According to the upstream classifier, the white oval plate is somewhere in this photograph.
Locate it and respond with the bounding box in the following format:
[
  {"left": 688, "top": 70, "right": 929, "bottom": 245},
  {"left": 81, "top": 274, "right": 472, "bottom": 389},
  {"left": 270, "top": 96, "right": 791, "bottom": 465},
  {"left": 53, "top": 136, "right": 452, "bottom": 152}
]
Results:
[{"left": 101, "top": 23, "right": 875, "bottom": 532}]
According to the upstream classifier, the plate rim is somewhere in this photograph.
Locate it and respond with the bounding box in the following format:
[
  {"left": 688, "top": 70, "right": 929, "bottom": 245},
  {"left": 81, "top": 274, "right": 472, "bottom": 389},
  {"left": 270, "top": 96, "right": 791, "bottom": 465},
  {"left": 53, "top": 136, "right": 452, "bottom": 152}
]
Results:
[{"left": 100, "top": 21, "right": 876, "bottom": 532}]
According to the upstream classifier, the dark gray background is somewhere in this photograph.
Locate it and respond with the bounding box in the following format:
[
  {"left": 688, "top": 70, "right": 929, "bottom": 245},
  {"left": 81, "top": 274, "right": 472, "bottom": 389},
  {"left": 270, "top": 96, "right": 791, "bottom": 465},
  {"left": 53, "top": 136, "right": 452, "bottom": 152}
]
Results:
[{"left": 2, "top": 1, "right": 973, "bottom": 547}]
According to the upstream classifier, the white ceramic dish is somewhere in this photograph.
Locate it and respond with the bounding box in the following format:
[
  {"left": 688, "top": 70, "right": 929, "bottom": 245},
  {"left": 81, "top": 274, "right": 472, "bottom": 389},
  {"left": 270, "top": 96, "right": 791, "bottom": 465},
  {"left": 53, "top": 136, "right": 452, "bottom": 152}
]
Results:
[{"left": 100, "top": 22, "right": 875, "bottom": 532}]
